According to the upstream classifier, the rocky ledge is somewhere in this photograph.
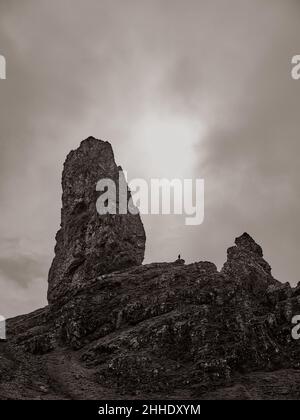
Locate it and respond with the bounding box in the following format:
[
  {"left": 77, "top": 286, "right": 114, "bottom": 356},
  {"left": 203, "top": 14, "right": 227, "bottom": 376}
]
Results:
[{"left": 1, "top": 138, "right": 300, "bottom": 400}]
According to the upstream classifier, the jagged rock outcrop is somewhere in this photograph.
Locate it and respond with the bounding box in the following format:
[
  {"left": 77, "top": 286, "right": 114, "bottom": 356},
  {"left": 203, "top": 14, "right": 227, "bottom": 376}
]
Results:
[
  {"left": 1, "top": 140, "right": 300, "bottom": 400},
  {"left": 222, "top": 232, "right": 279, "bottom": 296},
  {"left": 47, "top": 137, "right": 146, "bottom": 304},
  {"left": 1, "top": 231, "right": 300, "bottom": 400}
]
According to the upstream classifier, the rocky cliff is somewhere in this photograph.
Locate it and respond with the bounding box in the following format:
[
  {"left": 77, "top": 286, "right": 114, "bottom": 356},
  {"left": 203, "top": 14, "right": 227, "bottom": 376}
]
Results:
[
  {"left": 48, "top": 137, "right": 145, "bottom": 304},
  {"left": 1, "top": 139, "right": 300, "bottom": 400}
]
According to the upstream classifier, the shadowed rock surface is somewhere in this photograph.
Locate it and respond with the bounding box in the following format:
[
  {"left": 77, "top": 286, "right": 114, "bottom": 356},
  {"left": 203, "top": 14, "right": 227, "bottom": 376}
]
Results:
[
  {"left": 47, "top": 137, "right": 146, "bottom": 304},
  {"left": 1, "top": 140, "right": 300, "bottom": 400}
]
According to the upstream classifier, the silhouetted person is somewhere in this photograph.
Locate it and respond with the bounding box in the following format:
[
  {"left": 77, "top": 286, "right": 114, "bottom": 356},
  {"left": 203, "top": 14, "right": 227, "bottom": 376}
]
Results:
[{"left": 175, "top": 254, "right": 185, "bottom": 265}]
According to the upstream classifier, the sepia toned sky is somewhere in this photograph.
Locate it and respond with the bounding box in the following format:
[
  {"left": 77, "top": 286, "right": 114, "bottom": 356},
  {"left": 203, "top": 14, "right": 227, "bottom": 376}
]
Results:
[{"left": 0, "top": 0, "right": 299, "bottom": 317}]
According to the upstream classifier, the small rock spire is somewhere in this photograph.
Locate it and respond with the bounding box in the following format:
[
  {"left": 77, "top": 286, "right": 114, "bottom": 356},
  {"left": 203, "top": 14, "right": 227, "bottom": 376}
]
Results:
[{"left": 235, "top": 232, "right": 263, "bottom": 257}]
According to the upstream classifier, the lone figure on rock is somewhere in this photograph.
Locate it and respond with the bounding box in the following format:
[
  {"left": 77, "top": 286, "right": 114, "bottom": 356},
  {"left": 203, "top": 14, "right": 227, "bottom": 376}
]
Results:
[{"left": 175, "top": 254, "right": 185, "bottom": 265}]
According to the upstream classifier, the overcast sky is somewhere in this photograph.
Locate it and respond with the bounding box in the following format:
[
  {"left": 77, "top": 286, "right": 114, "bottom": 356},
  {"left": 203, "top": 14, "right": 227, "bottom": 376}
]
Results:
[{"left": 0, "top": 0, "right": 299, "bottom": 318}]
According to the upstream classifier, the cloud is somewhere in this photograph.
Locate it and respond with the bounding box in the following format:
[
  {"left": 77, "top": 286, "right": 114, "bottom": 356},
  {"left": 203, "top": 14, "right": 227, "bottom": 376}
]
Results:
[
  {"left": 0, "top": 254, "right": 47, "bottom": 287},
  {"left": 0, "top": 274, "right": 47, "bottom": 319},
  {"left": 0, "top": 0, "right": 299, "bottom": 317},
  {"left": 0, "top": 237, "right": 48, "bottom": 317}
]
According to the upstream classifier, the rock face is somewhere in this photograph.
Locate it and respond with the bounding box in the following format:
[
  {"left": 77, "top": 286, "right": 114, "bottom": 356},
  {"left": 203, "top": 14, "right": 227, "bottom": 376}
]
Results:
[
  {"left": 2, "top": 232, "right": 300, "bottom": 400},
  {"left": 1, "top": 141, "right": 300, "bottom": 400},
  {"left": 222, "top": 232, "right": 277, "bottom": 295},
  {"left": 47, "top": 137, "right": 146, "bottom": 304}
]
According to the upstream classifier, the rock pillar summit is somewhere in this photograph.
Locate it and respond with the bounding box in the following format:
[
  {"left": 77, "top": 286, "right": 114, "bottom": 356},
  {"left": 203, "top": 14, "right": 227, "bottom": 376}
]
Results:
[{"left": 47, "top": 137, "right": 146, "bottom": 304}]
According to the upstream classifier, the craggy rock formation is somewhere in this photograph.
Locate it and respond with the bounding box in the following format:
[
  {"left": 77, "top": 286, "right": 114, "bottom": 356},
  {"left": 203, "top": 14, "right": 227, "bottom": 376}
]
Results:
[
  {"left": 48, "top": 137, "right": 146, "bottom": 304},
  {"left": 2, "top": 235, "right": 300, "bottom": 400},
  {"left": 1, "top": 140, "right": 300, "bottom": 400}
]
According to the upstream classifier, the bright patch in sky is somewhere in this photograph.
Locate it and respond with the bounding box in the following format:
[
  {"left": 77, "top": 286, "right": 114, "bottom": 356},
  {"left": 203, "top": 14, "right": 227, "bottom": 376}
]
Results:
[{"left": 127, "top": 112, "right": 206, "bottom": 179}]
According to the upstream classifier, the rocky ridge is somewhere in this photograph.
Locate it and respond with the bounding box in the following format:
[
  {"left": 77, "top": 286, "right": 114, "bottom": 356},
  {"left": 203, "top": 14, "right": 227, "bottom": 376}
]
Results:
[{"left": 0, "top": 138, "right": 300, "bottom": 400}]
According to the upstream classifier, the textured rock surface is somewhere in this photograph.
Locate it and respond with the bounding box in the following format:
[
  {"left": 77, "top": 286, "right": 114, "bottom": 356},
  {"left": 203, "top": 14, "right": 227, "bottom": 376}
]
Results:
[
  {"left": 1, "top": 141, "right": 300, "bottom": 400},
  {"left": 47, "top": 137, "right": 146, "bottom": 304},
  {"left": 1, "top": 233, "right": 300, "bottom": 400}
]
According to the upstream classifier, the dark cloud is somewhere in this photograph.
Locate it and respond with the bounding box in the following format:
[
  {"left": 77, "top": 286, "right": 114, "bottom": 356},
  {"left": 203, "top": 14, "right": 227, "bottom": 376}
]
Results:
[{"left": 0, "top": 0, "right": 299, "bottom": 317}]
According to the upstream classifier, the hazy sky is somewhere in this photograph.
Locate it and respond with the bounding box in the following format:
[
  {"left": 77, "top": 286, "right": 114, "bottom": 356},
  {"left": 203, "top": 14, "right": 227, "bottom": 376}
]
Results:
[{"left": 0, "top": 0, "right": 299, "bottom": 318}]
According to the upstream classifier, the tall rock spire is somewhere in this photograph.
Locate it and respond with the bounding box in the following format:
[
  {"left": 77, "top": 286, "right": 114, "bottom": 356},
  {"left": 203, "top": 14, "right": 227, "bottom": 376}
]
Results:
[{"left": 47, "top": 137, "right": 146, "bottom": 304}]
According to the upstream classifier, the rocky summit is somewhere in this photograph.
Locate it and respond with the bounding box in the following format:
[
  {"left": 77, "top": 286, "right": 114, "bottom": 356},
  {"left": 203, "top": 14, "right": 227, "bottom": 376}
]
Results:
[{"left": 1, "top": 139, "right": 300, "bottom": 400}]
